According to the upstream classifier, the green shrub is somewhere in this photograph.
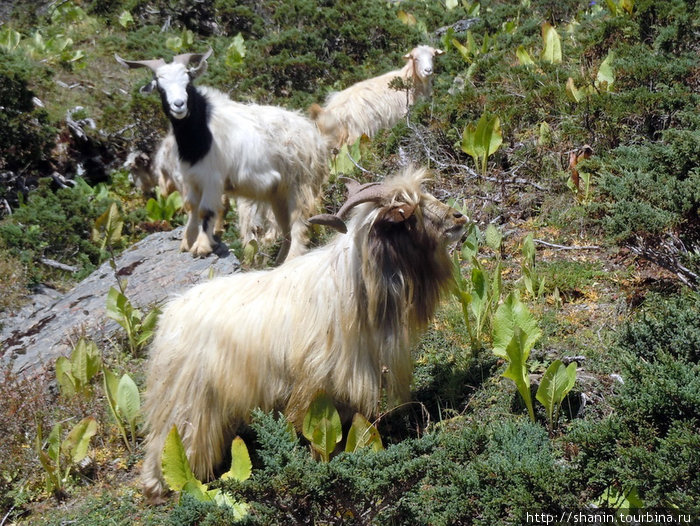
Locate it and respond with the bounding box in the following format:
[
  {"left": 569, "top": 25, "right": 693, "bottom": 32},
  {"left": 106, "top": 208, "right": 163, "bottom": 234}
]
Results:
[
  {"left": 0, "top": 53, "right": 55, "bottom": 181},
  {"left": 616, "top": 291, "right": 700, "bottom": 364},
  {"left": 0, "top": 178, "right": 114, "bottom": 284},
  {"left": 217, "top": 412, "right": 582, "bottom": 525},
  {"left": 598, "top": 129, "right": 700, "bottom": 263}
]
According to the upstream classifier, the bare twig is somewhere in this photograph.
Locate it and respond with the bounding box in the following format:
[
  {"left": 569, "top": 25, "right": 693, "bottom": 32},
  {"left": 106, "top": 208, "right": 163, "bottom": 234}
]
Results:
[
  {"left": 534, "top": 239, "right": 601, "bottom": 251},
  {"left": 40, "top": 258, "right": 79, "bottom": 273},
  {"left": 345, "top": 150, "right": 371, "bottom": 174}
]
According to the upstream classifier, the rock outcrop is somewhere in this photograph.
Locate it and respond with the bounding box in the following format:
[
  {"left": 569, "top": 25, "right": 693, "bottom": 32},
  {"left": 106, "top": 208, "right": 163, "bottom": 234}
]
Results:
[{"left": 1, "top": 227, "right": 239, "bottom": 374}]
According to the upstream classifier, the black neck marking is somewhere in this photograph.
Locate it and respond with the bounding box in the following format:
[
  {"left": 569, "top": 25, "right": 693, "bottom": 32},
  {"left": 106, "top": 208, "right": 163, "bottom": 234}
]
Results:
[{"left": 164, "top": 83, "right": 214, "bottom": 166}]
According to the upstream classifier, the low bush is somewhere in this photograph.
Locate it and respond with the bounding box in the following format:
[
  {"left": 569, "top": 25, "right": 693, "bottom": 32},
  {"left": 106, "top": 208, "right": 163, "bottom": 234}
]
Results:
[{"left": 0, "top": 178, "right": 113, "bottom": 284}]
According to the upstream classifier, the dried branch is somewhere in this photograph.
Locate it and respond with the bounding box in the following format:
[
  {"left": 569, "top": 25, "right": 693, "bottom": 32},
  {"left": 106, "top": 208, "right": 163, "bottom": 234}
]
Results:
[{"left": 534, "top": 239, "right": 601, "bottom": 251}]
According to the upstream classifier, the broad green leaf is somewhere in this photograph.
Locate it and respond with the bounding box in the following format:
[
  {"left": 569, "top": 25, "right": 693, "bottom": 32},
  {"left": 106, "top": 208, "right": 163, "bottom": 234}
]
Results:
[
  {"left": 47, "top": 422, "right": 62, "bottom": 463},
  {"left": 84, "top": 340, "right": 101, "bottom": 382},
  {"left": 62, "top": 417, "right": 97, "bottom": 464},
  {"left": 502, "top": 328, "right": 535, "bottom": 421},
  {"left": 55, "top": 356, "right": 76, "bottom": 397},
  {"left": 221, "top": 436, "right": 252, "bottom": 482},
  {"left": 162, "top": 425, "right": 195, "bottom": 491},
  {"left": 0, "top": 27, "right": 21, "bottom": 52},
  {"left": 470, "top": 265, "right": 488, "bottom": 322},
  {"left": 345, "top": 413, "right": 383, "bottom": 453},
  {"left": 566, "top": 77, "right": 582, "bottom": 102},
  {"left": 492, "top": 292, "right": 542, "bottom": 358},
  {"left": 166, "top": 36, "right": 183, "bottom": 53},
  {"left": 397, "top": 10, "right": 416, "bottom": 25},
  {"left": 311, "top": 421, "right": 339, "bottom": 462},
  {"left": 116, "top": 374, "right": 141, "bottom": 426},
  {"left": 242, "top": 239, "right": 259, "bottom": 266},
  {"left": 538, "top": 122, "right": 552, "bottom": 146},
  {"left": 540, "top": 23, "right": 562, "bottom": 64},
  {"left": 92, "top": 202, "right": 123, "bottom": 249},
  {"left": 106, "top": 287, "right": 128, "bottom": 328},
  {"left": 522, "top": 234, "right": 536, "bottom": 266},
  {"left": 516, "top": 45, "right": 535, "bottom": 66},
  {"left": 485, "top": 224, "right": 502, "bottom": 252},
  {"left": 451, "top": 38, "right": 471, "bottom": 62},
  {"left": 475, "top": 114, "right": 503, "bottom": 174},
  {"left": 71, "top": 339, "right": 89, "bottom": 389},
  {"left": 461, "top": 122, "right": 480, "bottom": 168},
  {"left": 103, "top": 367, "right": 120, "bottom": 412},
  {"left": 118, "top": 10, "right": 133, "bottom": 28},
  {"left": 225, "top": 33, "right": 246, "bottom": 68},
  {"left": 181, "top": 479, "right": 212, "bottom": 502},
  {"left": 302, "top": 391, "right": 342, "bottom": 462},
  {"left": 620, "top": 0, "right": 634, "bottom": 15},
  {"left": 595, "top": 51, "right": 615, "bottom": 91},
  {"left": 146, "top": 198, "right": 162, "bottom": 221},
  {"left": 536, "top": 360, "right": 565, "bottom": 424}
]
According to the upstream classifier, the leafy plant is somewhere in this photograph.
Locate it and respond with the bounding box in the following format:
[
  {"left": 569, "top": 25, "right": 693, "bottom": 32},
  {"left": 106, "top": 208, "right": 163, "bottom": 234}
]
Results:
[
  {"left": 540, "top": 23, "right": 562, "bottom": 64},
  {"left": 103, "top": 369, "right": 141, "bottom": 452},
  {"left": 92, "top": 202, "right": 123, "bottom": 260},
  {"left": 536, "top": 359, "right": 577, "bottom": 433},
  {"left": 452, "top": 222, "right": 503, "bottom": 350},
  {"left": 519, "top": 234, "right": 546, "bottom": 299},
  {"left": 106, "top": 286, "right": 160, "bottom": 356},
  {"left": 166, "top": 29, "right": 195, "bottom": 54},
  {"left": 492, "top": 292, "right": 543, "bottom": 422},
  {"left": 161, "top": 425, "right": 249, "bottom": 517},
  {"left": 461, "top": 112, "right": 503, "bottom": 176},
  {"left": 145, "top": 189, "right": 183, "bottom": 223},
  {"left": 225, "top": 33, "right": 246, "bottom": 69},
  {"left": 302, "top": 391, "right": 384, "bottom": 460},
  {"left": 35, "top": 417, "right": 98, "bottom": 499},
  {"left": 55, "top": 338, "right": 101, "bottom": 397},
  {"left": 302, "top": 391, "right": 343, "bottom": 462},
  {"left": 345, "top": 413, "right": 384, "bottom": 453}
]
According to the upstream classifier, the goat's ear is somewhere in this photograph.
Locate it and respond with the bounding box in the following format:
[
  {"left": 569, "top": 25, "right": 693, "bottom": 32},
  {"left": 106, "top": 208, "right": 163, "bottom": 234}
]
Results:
[
  {"left": 377, "top": 203, "right": 416, "bottom": 225},
  {"left": 139, "top": 80, "right": 157, "bottom": 94},
  {"left": 403, "top": 52, "right": 413, "bottom": 60},
  {"left": 434, "top": 48, "right": 445, "bottom": 56}
]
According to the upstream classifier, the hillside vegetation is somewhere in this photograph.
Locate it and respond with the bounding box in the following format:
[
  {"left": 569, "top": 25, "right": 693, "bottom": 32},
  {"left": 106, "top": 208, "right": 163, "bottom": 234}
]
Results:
[{"left": 1, "top": 0, "right": 699, "bottom": 524}]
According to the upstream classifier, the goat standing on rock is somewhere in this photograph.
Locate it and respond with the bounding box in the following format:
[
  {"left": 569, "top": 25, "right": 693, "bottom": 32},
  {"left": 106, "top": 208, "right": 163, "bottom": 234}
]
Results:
[
  {"left": 116, "top": 49, "right": 327, "bottom": 262},
  {"left": 140, "top": 166, "right": 467, "bottom": 502}
]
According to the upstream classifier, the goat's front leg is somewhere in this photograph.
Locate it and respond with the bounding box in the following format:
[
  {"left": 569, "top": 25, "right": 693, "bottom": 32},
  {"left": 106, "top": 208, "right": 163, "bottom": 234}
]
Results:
[
  {"left": 190, "top": 186, "right": 222, "bottom": 257},
  {"left": 180, "top": 188, "right": 201, "bottom": 252}
]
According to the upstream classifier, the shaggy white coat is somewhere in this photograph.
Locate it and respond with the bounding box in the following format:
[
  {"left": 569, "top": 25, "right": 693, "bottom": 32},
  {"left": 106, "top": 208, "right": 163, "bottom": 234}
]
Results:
[
  {"left": 310, "top": 45, "right": 443, "bottom": 148},
  {"left": 141, "top": 167, "right": 465, "bottom": 502}
]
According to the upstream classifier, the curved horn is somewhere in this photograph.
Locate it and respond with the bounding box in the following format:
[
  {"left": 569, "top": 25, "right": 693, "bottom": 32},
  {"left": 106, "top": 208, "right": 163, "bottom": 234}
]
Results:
[
  {"left": 308, "top": 213, "right": 347, "bottom": 234},
  {"left": 335, "top": 178, "right": 388, "bottom": 219},
  {"left": 172, "top": 47, "right": 213, "bottom": 66},
  {"left": 309, "top": 178, "right": 391, "bottom": 233},
  {"left": 114, "top": 53, "right": 166, "bottom": 72}
]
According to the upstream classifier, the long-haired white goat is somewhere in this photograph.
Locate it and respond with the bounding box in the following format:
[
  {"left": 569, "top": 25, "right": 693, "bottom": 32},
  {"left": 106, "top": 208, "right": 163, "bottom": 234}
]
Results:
[
  {"left": 141, "top": 166, "right": 466, "bottom": 502},
  {"left": 309, "top": 45, "right": 444, "bottom": 148},
  {"left": 116, "top": 49, "right": 327, "bottom": 262}
]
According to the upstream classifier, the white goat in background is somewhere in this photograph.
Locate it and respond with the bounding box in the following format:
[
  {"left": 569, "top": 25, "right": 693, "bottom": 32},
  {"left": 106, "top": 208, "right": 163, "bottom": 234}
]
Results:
[
  {"left": 140, "top": 166, "right": 467, "bottom": 502},
  {"left": 309, "top": 45, "right": 444, "bottom": 148},
  {"left": 116, "top": 49, "right": 327, "bottom": 262}
]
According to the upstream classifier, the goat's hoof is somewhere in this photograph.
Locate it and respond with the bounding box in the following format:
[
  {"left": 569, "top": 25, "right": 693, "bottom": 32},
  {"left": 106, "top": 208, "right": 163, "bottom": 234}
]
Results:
[
  {"left": 179, "top": 239, "right": 191, "bottom": 252},
  {"left": 191, "top": 241, "right": 214, "bottom": 258}
]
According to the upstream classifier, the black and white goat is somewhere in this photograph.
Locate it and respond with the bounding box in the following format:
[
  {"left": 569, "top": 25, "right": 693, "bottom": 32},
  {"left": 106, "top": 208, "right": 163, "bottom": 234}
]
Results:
[{"left": 116, "top": 50, "right": 327, "bottom": 261}]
